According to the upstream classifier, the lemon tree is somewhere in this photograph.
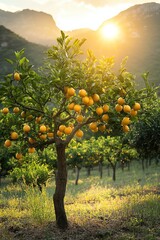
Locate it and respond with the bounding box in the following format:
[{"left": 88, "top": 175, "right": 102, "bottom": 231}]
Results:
[{"left": 0, "top": 31, "right": 142, "bottom": 229}]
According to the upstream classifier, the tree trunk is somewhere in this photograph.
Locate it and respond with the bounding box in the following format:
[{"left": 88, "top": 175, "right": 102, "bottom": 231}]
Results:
[
  {"left": 75, "top": 166, "right": 81, "bottom": 185},
  {"left": 53, "top": 143, "right": 68, "bottom": 229},
  {"left": 112, "top": 165, "right": 116, "bottom": 181},
  {"left": 99, "top": 161, "right": 103, "bottom": 179}
]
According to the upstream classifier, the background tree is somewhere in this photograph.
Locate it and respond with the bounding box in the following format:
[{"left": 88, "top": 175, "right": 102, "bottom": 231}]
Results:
[{"left": 0, "top": 31, "right": 142, "bottom": 229}]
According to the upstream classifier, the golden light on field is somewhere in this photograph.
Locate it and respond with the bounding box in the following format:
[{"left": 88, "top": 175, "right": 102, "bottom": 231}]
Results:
[{"left": 101, "top": 23, "right": 120, "bottom": 40}]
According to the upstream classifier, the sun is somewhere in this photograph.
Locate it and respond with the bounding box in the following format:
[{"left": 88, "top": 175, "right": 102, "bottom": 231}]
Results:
[{"left": 101, "top": 23, "right": 120, "bottom": 40}]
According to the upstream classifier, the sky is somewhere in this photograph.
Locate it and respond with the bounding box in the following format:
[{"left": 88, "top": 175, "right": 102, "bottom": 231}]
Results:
[{"left": 0, "top": 0, "right": 160, "bottom": 30}]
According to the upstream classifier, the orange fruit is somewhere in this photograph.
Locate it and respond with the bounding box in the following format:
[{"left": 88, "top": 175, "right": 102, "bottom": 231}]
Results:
[
  {"left": 103, "top": 104, "right": 109, "bottom": 112},
  {"left": 121, "top": 117, "right": 131, "bottom": 126},
  {"left": 64, "top": 126, "right": 72, "bottom": 135},
  {"left": 39, "top": 125, "right": 47, "bottom": 133},
  {"left": 92, "top": 127, "right": 98, "bottom": 132},
  {"left": 28, "top": 147, "right": 36, "bottom": 153},
  {"left": 75, "top": 129, "right": 84, "bottom": 138},
  {"left": 59, "top": 125, "right": 66, "bottom": 132},
  {"left": 89, "top": 122, "right": 97, "bottom": 130},
  {"left": 27, "top": 115, "right": 33, "bottom": 121},
  {"left": 35, "top": 116, "right": 42, "bottom": 123},
  {"left": 98, "top": 125, "right": 106, "bottom": 132},
  {"left": 74, "top": 104, "right": 81, "bottom": 113},
  {"left": 68, "top": 102, "right": 75, "bottom": 110},
  {"left": 14, "top": 72, "right": 21, "bottom": 81},
  {"left": 133, "top": 102, "right": 141, "bottom": 111},
  {"left": 117, "top": 97, "right": 125, "bottom": 105},
  {"left": 47, "top": 132, "right": 54, "bottom": 138},
  {"left": 23, "top": 124, "right": 31, "bottom": 133},
  {"left": 57, "top": 130, "right": 63, "bottom": 137},
  {"left": 4, "top": 139, "right": 11, "bottom": 147},
  {"left": 16, "top": 153, "right": 23, "bottom": 160},
  {"left": 115, "top": 104, "right": 123, "bottom": 112},
  {"left": 21, "top": 111, "right": 26, "bottom": 118},
  {"left": 39, "top": 134, "right": 47, "bottom": 140},
  {"left": 79, "top": 89, "right": 87, "bottom": 97},
  {"left": 123, "top": 125, "right": 130, "bottom": 132},
  {"left": 13, "top": 107, "right": 20, "bottom": 113},
  {"left": 130, "top": 109, "right": 137, "bottom": 116},
  {"left": 67, "top": 87, "right": 75, "bottom": 96},
  {"left": 76, "top": 115, "right": 84, "bottom": 123},
  {"left": 28, "top": 137, "right": 36, "bottom": 144},
  {"left": 11, "top": 132, "right": 18, "bottom": 140},
  {"left": 123, "top": 105, "right": 131, "bottom": 113},
  {"left": 92, "top": 94, "right": 100, "bottom": 102},
  {"left": 102, "top": 114, "right": 109, "bottom": 122},
  {"left": 96, "top": 107, "right": 103, "bottom": 115},
  {"left": 87, "top": 97, "right": 94, "bottom": 106},
  {"left": 82, "top": 96, "right": 89, "bottom": 105},
  {"left": 2, "top": 108, "right": 9, "bottom": 114}
]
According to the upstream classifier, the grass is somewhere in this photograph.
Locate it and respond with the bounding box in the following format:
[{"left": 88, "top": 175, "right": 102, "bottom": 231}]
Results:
[{"left": 0, "top": 161, "right": 160, "bottom": 240}]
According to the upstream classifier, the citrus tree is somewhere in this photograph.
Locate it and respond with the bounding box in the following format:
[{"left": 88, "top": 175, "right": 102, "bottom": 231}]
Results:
[{"left": 0, "top": 31, "right": 142, "bottom": 229}]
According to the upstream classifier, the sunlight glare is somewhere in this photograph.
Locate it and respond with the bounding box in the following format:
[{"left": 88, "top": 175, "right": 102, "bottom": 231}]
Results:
[{"left": 101, "top": 23, "right": 120, "bottom": 40}]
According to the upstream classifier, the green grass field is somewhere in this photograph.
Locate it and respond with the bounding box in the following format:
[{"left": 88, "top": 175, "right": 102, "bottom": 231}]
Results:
[{"left": 0, "top": 161, "right": 160, "bottom": 240}]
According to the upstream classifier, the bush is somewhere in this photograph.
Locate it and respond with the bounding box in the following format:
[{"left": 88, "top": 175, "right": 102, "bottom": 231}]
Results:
[{"left": 9, "top": 153, "right": 53, "bottom": 191}]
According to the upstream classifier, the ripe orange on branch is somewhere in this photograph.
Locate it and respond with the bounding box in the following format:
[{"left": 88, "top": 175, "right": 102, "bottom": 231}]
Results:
[
  {"left": 123, "top": 105, "right": 131, "bottom": 113},
  {"left": 121, "top": 117, "right": 131, "bottom": 126},
  {"left": 82, "top": 96, "right": 89, "bottom": 105},
  {"left": 96, "top": 107, "right": 103, "bottom": 115},
  {"left": 89, "top": 122, "right": 97, "bottom": 130},
  {"left": 14, "top": 72, "right": 21, "bottom": 81},
  {"left": 39, "top": 125, "right": 47, "bottom": 133},
  {"left": 133, "top": 102, "right": 141, "bottom": 111},
  {"left": 16, "top": 153, "right": 23, "bottom": 160},
  {"left": 115, "top": 104, "right": 123, "bottom": 112},
  {"left": 2, "top": 108, "right": 9, "bottom": 114},
  {"left": 11, "top": 132, "right": 19, "bottom": 140},
  {"left": 28, "top": 147, "right": 36, "bottom": 153},
  {"left": 59, "top": 125, "right": 66, "bottom": 132},
  {"left": 123, "top": 125, "right": 130, "bottom": 132},
  {"left": 75, "top": 129, "right": 84, "bottom": 138},
  {"left": 64, "top": 126, "right": 72, "bottom": 135},
  {"left": 103, "top": 104, "right": 109, "bottom": 112},
  {"left": 4, "top": 140, "right": 11, "bottom": 147},
  {"left": 67, "top": 87, "right": 75, "bottom": 97},
  {"left": 23, "top": 124, "right": 31, "bottom": 133},
  {"left": 76, "top": 115, "right": 84, "bottom": 123},
  {"left": 79, "top": 89, "right": 87, "bottom": 97},
  {"left": 74, "top": 104, "right": 81, "bottom": 113},
  {"left": 102, "top": 114, "right": 109, "bottom": 122},
  {"left": 92, "top": 94, "right": 100, "bottom": 102},
  {"left": 130, "top": 109, "right": 137, "bottom": 116},
  {"left": 13, "top": 107, "right": 20, "bottom": 113},
  {"left": 68, "top": 102, "right": 75, "bottom": 110},
  {"left": 117, "top": 97, "right": 125, "bottom": 105}
]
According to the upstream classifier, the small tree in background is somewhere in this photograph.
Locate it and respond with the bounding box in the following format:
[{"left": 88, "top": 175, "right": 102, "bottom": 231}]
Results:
[{"left": 0, "top": 31, "right": 143, "bottom": 229}]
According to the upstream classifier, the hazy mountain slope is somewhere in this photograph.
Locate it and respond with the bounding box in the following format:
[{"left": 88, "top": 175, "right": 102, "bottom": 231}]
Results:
[
  {"left": 0, "top": 25, "right": 47, "bottom": 75},
  {"left": 0, "top": 9, "right": 60, "bottom": 46},
  {"left": 68, "top": 2, "right": 160, "bottom": 87}
]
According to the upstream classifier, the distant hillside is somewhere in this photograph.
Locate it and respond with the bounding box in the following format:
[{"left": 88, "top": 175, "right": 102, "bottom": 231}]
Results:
[
  {"left": 68, "top": 2, "right": 160, "bottom": 88},
  {"left": 0, "top": 25, "right": 47, "bottom": 75},
  {"left": 0, "top": 9, "right": 60, "bottom": 45}
]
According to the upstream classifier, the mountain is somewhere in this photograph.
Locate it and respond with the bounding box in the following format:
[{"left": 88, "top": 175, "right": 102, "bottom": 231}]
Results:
[
  {"left": 0, "top": 25, "right": 47, "bottom": 75},
  {"left": 0, "top": 9, "right": 60, "bottom": 46},
  {"left": 68, "top": 2, "right": 160, "bottom": 88}
]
